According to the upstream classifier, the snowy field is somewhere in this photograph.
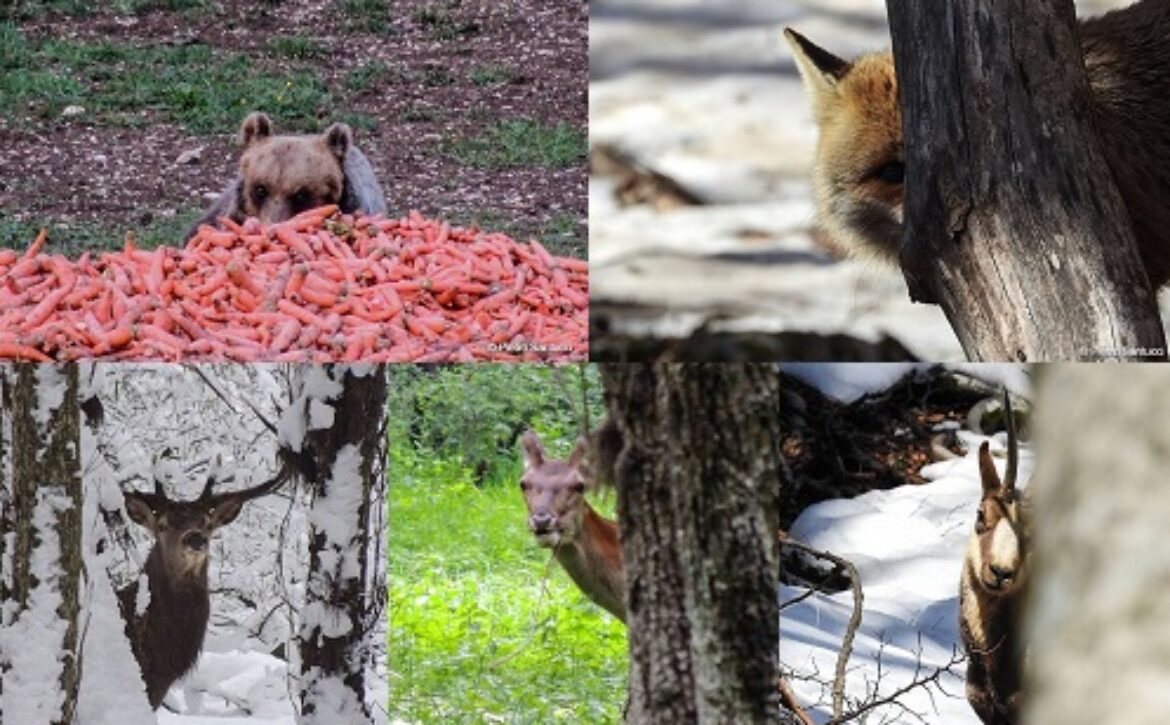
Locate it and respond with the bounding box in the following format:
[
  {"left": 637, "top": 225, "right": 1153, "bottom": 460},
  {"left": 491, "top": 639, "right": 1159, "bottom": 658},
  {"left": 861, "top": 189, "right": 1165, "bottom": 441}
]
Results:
[
  {"left": 779, "top": 363, "right": 1032, "bottom": 723},
  {"left": 589, "top": 0, "right": 1163, "bottom": 360}
]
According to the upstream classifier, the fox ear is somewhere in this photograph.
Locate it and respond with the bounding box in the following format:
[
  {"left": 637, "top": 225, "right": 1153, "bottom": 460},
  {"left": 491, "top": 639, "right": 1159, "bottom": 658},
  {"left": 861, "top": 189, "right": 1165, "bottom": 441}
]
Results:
[{"left": 784, "top": 28, "right": 851, "bottom": 99}]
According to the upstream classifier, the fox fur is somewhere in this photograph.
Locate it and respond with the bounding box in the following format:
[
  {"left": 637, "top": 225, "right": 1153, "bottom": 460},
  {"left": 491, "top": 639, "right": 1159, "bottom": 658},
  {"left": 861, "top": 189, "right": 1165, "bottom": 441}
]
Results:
[{"left": 786, "top": 0, "right": 1170, "bottom": 287}]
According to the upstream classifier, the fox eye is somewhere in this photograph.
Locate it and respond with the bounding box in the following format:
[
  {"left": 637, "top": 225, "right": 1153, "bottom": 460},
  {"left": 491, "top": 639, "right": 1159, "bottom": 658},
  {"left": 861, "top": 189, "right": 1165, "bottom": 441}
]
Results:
[{"left": 869, "top": 161, "right": 905, "bottom": 184}]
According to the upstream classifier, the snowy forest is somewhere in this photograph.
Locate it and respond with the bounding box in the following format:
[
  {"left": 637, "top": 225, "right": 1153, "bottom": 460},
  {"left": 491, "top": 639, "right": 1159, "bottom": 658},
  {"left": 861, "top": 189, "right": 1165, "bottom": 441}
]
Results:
[
  {"left": 0, "top": 364, "right": 388, "bottom": 723},
  {"left": 3, "top": 362, "right": 1160, "bottom": 723}
]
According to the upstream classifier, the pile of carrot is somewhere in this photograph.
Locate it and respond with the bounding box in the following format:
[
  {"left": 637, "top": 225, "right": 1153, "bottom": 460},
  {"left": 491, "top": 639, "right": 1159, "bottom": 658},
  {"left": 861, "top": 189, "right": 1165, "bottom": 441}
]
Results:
[{"left": 0, "top": 206, "right": 588, "bottom": 361}]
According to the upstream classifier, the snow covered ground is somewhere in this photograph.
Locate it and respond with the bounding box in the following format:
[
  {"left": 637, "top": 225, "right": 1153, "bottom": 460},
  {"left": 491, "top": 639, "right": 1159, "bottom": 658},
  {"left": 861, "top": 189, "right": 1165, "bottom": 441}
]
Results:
[
  {"left": 779, "top": 365, "right": 1033, "bottom": 723},
  {"left": 589, "top": 0, "right": 1166, "bottom": 360}
]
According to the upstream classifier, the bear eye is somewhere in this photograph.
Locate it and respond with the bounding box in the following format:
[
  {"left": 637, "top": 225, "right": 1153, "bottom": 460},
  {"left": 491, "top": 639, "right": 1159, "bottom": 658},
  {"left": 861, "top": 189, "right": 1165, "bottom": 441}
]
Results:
[
  {"left": 291, "top": 189, "right": 311, "bottom": 209},
  {"left": 868, "top": 161, "right": 905, "bottom": 185},
  {"left": 252, "top": 184, "right": 269, "bottom": 203}
]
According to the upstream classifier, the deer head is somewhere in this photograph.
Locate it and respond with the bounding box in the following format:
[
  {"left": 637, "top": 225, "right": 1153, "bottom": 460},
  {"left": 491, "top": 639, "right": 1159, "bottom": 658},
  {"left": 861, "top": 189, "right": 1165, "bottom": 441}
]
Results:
[
  {"left": 519, "top": 430, "right": 590, "bottom": 548},
  {"left": 969, "top": 392, "right": 1030, "bottom": 595},
  {"left": 119, "top": 464, "right": 289, "bottom": 709}
]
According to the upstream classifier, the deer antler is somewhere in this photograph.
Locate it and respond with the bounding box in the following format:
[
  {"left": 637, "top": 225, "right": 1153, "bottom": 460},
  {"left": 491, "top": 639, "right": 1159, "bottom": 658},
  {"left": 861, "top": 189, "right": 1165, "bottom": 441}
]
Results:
[{"left": 202, "top": 461, "right": 294, "bottom": 508}]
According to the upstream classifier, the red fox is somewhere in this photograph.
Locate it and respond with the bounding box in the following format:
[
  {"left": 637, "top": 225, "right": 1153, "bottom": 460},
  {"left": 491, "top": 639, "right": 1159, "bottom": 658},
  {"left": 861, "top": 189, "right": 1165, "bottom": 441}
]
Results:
[{"left": 786, "top": 0, "right": 1170, "bottom": 287}]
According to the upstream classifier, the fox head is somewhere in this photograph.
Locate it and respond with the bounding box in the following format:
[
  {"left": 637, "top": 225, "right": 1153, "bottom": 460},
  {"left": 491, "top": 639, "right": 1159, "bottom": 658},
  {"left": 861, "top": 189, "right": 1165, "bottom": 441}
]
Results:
[{"left": 785, "top": 29, "right": 904, "bottom": 263}]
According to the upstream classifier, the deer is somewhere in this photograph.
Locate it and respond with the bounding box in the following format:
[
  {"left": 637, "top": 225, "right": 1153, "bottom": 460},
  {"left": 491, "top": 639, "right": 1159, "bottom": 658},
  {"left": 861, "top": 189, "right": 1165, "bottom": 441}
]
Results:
[
  {"left": 117, "top": 466, "right": 289, "bottom": 709},
  {"left": 959, "top": 390, "right": 1031, "bottom": 725},
  {"left": 519, "top": 429, "right": 625, "bottom": 623}
]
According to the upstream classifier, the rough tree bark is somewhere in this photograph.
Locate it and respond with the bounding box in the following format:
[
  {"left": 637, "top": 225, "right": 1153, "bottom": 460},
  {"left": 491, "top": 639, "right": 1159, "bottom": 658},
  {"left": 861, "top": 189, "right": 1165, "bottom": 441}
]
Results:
[
  {"left": 296, "top": 365, "right": 386, "bottom": 725},
  {"left": 1026, "top": 365, "right": 1170, "bottom": 725},
  {"left": 600, "top": 364, "right": 786, "bottom": 724},
  {"left": 0, "top": 364, "right": 82, "bottom": 725},
  {"left": 887, "top": 0, "right": 1166, "bottom": 361}
]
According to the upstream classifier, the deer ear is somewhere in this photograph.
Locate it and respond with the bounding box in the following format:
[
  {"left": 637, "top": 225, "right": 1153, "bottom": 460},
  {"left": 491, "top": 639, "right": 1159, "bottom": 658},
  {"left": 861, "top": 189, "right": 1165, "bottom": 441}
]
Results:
[
  {"left": 124, "top": 493, "right": 157, "bottom": 529},
  {"left": 784, "top": 28, "right": 851, "bottom": 105},
  {"left": 978, "top": 442, "right": 1002, "bottom": 495},
  {"left": 209, "top": 497, "right": 246, "bottom": 528},
  {"left": 567, "top": 436, "right": 589, "bottom": 470},
  {"left": 520, "top": 430, "right": 544, "bottom": 470}
]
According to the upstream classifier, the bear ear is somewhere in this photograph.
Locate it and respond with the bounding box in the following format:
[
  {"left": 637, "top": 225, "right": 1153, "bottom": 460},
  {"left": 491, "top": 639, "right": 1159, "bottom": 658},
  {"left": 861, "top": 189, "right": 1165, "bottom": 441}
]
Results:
[
  {"left": 322, "top": 123, "right": 352, "bottom": 162},
  {"left": 240, "top": 112, "right": 273, "bottom": 148}
]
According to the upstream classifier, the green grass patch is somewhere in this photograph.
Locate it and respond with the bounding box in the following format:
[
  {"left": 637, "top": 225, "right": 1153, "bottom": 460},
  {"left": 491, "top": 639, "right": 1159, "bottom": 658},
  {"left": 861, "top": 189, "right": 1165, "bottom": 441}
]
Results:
[
  {"left": 1, "top": 0, "right": 92, "bottom": 21},
  {"left": 0, "top": 29, "right": 330, "bottom": 133},
  {"left": 109, "top": 0, "right": 209, "bottom": 14},
  {"left": 0, "top": 209, "right": 202, "bottom": 256},
  {"left": 538, "top": 213, "right": 584, "bottom": 259},
  {"left": 413, "top": 1, "right": 480, "bottom": 41},
  {"left": 266, "top": 34, "right": 326, "bottom": 60},
  {"left": 447, "top": 119, "right": 586, "bottom": 169},
  {"left": 337, "top": 0, "right": 392, "bottom": 34},
  {"left": 389, "top": 448, "right": 626, "bottom": 723},
  {"left": 470, "top": 64, "right": 517, "bottom": 87},
  {"left": 343, "top": 61, "right": 407, "bottom": 94}
]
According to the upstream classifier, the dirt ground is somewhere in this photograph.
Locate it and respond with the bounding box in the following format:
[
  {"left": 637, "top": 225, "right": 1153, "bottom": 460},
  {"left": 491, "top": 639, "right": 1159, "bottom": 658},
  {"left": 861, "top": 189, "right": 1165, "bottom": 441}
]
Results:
[{"left": 0, "top": 0, "right": 587, "bottom": 257}]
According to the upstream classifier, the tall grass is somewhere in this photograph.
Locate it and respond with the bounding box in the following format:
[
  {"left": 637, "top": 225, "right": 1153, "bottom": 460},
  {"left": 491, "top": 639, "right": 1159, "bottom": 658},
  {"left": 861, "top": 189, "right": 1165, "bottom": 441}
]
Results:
[{"left": 388, "top": 447, "right": 627, "bottom": 723}]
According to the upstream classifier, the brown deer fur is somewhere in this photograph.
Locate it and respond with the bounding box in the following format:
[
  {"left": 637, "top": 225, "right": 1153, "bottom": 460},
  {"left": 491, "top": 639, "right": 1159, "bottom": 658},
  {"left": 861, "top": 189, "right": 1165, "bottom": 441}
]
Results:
[
  {"left": 787, "top": 0, "right": 1170, "bottom": 288},
  {"left": 959, "top": 393, "right": 1031, "bottom": 725},
  {"left": 519, "top": 430, "right": 626, "bottom": 623},
  {"left": 118, "top": 471, "right": 285, "bottom": 709}
]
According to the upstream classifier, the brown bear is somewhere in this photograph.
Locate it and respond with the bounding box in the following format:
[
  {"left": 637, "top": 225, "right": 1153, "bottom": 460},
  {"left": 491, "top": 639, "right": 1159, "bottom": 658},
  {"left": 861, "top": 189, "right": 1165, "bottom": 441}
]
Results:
[{"left": 184, "top": 112, "right": 387, "bottom": 241}]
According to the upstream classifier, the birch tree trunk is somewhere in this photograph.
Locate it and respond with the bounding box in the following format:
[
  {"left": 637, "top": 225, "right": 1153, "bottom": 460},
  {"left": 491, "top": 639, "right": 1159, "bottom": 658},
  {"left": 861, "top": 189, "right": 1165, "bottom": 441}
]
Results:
[
  {"left": 0, "top": 364, "right": 82, "bottom": 725},
  {"left": 887, "top": 0, "right": 1165, "bottom": 361},
  {"left": 295, "top": 365, "right": 387, "bottom": 725},
  {"left": 600, "top": 363, "right": 786, "bottom": 724},
  {"left": 1027, "top": 365, "right": 1170, "bottom": 724}
]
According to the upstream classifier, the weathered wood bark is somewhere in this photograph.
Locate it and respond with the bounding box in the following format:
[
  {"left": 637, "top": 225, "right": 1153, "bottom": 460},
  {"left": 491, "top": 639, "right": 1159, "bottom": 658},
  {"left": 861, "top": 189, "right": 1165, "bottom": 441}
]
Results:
[
  {"left": 600, "top": 364, "right": 786, "bottom": 724},
  {"left": 1026, "top": 365, "right": 1170, "bottom": 725},
  {"left": 297, "top": 365, "right": 386, "bottom": 725},
  {"left": 0, "top": 364, "right": 82, "bottom": 724},
  {"left": 887, "top": 0, "right": 1166, "bottom": 361}
]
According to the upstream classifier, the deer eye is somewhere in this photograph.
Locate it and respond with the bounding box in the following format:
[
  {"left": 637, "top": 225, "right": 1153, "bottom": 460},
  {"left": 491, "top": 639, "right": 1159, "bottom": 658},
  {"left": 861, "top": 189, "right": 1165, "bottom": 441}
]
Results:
[
  {"left": 519, "top": 480, "right": 530, "bottom": 491},
  {"left": 571, "top": 482, "right": 585, "bottom": 494},
  {"left": 868, "top": 160, "right": 905, "bottom": 185}
]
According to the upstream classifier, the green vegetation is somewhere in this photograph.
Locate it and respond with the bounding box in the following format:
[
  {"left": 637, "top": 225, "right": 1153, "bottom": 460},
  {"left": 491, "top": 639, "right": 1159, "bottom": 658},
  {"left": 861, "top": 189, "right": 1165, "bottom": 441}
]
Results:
[
  {"left": 337, "top": 0, "right": 392, "bottom": 35},
  {"left": 389, "top": 365, "right": 624, "bottom": 723},
  {"left": 413, "top": 1, "right": 480, "bottom": 41},
  {"left": 0, "top": 28, "right": 330, "bottom": 133},
  {"left": 470, "top": 64, "right": 518, "bottom": 87},
  {"left": 447, "top": 119, "right": 586, "bottom": 169},
  {"left": 265, "top": 34, "right": 326, "bottom": 60},
  {"left": 0, "top": 210, "right": 202, "bottom": 255}
]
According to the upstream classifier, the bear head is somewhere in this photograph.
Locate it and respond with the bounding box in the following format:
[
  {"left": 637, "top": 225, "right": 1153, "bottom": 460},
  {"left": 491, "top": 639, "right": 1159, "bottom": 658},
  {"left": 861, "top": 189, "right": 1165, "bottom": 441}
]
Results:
[{"left": 235, "top": 112, "right": 350, "bottom": 223}]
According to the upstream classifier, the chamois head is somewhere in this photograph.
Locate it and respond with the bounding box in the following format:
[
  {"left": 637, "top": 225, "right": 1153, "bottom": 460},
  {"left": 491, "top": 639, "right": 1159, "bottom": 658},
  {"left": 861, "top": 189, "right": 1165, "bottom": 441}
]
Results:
[
  {"left": 968, "top": 393, "right": 1030, "bottom": 596},
  {"left": 519, "top": 430, "right": 590, "bottom": 548}
]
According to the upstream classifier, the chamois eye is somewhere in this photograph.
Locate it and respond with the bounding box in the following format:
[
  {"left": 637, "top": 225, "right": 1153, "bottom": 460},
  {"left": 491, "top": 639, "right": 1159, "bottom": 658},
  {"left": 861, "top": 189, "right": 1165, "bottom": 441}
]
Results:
[
  {"left": 869, "top": 161, "right": 905, "bottom": 184},
  {"left": 975, "top": 510, "right": 987, "bottom": 532}
]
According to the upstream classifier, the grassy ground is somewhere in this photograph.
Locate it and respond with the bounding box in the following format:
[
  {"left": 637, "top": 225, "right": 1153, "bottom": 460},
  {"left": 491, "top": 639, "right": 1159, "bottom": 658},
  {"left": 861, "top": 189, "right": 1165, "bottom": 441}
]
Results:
[
  {"left": 389, "top": 451, "right": 627, "bottom": 724},
  {"left": 0, "top": 1, "right": 588, "bottom": 257}
]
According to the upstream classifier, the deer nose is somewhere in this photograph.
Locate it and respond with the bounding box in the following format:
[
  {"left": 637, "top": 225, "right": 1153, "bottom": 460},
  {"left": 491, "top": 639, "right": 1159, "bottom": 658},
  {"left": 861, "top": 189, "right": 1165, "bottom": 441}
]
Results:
[
  {"left": 183, "top": 532, "right": 208, "bottom": 551},
  {"left": 529, "top": 512, "right": 555, "bottom": 532}
]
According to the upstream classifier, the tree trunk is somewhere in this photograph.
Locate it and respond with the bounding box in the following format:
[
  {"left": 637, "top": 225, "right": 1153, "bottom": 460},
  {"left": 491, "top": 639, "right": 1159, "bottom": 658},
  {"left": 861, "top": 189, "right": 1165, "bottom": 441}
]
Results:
[
  {"left": 887, "top": 0, "right": 1166, "bottom": 361},
  {"left": 0, "top": 364, "right": 82, "bottom": 725},
  {"left": 1026, "top": 365, "right": 1170, "bottom": 725},
  {"left": 600, "top": 364, "right": 786, "bottom": 724},
  {"left": 296, "top": 365, "right": 386, "bottom": 725}
]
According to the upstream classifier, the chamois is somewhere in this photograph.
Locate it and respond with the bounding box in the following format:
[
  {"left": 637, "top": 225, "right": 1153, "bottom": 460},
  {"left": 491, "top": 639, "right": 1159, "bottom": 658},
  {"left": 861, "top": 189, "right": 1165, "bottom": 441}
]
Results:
[{"left": 959, "top": 391, "right": 1031, "bottom": 725}]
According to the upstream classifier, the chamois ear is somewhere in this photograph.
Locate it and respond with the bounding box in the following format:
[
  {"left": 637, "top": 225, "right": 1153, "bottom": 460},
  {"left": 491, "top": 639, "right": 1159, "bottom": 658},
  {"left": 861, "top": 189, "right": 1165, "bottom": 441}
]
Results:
[
  {"left": 978, "top": 442, "right": 1002, "bottom": 496},
  {"left": 520, "top": 430, "right": 545, "bottom": 471},
  {"left": 123, "top": 493, "right": 157, "bottom": 530},
  {"left": 239, "top": 112, "right": 273, "bottom": 148},
  {"left": 784, "top": 28, "right": 851, "bottom": 101}
]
